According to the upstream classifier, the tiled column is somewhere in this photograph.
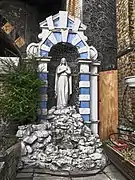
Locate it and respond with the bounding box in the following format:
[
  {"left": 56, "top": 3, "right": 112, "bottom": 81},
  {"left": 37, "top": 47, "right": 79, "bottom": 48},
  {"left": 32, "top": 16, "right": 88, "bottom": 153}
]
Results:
[
  {"left": 78, "top": 59, "right": 92, "bottom": 123},
  {"left": 38, "top": 57, "right": 51, "bottom": 121}
]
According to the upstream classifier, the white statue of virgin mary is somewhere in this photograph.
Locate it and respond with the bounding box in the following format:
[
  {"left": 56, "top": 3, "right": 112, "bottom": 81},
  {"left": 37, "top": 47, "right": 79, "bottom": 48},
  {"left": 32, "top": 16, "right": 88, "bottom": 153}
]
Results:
[{"left": 55, "top": 58, "right": 72, "bottom": 109}]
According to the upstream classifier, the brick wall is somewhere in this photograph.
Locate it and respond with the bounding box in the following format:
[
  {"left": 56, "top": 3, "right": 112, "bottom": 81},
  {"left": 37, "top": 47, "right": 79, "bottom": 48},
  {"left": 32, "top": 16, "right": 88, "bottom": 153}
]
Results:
[
  {"left": 117, "top": 0, "right": 135, "bottom": 127},
  {"left": 117, "top": 0, "right": 134, "bottom": 52},
  {"left": 0, "top": 142, "right": 21, "bottom": 180}
]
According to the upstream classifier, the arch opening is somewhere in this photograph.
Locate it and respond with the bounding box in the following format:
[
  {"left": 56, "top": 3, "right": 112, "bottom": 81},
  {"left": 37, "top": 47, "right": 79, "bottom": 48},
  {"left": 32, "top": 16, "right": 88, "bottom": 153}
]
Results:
[{"left": 48, "top": 42, "right": 79, "bottom": 109}]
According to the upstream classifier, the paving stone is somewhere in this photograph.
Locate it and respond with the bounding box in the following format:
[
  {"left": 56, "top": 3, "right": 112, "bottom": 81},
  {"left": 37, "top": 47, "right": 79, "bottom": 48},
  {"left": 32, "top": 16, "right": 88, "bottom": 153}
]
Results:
[
  {"left": 33, "top": 175, "right": 70, "bottom": 180},
  {"left": 106, "top": 171, "right": 127, "bottom": 180},
  {"left": 16, "top": 172, "right": 33, "bottom": 178},
  {"left": 103, "top": 164, "right": 119, "bottom": 173},
  {"left": 16, "top": 179, "right": 33, "bottom": 180},
  {"left": 72, "top": 173, "right": 110, "bottom": 180},
  {"left": 18, "top": 168, "right": 34, "bottom": 173},
  {"left": 34, "top": 168, "right": 69, "bottom": 176}
]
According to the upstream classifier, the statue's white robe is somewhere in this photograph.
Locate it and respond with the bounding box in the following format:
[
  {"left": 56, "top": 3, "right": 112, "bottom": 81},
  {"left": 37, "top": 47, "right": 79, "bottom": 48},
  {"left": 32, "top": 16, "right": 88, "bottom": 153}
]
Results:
[{"left": 55, "top": 65, "right": 72, "bottom": 109}]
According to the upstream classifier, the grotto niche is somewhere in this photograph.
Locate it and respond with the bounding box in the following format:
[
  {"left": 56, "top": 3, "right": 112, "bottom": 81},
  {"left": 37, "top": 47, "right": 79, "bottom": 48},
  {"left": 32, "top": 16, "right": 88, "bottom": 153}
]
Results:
[{"left": 48, "top": 42, "right": 79, "bottom": 109}]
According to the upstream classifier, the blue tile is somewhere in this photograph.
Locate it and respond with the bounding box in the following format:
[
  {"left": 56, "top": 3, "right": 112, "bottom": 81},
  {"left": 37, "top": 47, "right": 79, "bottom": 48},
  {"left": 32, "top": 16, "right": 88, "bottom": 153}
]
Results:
[
  {"left": 54, "top": 18, "right": 59, "bottom": 27},
  {"left": 80, "top": 74, "right": 90, "bottom": 81},
  {"left": 40, "top": 87, "right": 47, "bottom": 94},
  {"left": 44, "top": 38, "right": 54, "bottom": 48},
  {"left": 39, "top": 73, "right": 48, "bottom": 80},
  {"left": 80, "top": 52, "right": 88, "bottom": 59},
  {"left": 80, "top": 87, "right": 90, "bottom": 94},
  {"left": 39, "top": 101, "right": 47, "bottom": 109},
  {"left": 76, "top": 41, "right": 85, "bottom": 49},
  {"left": 54, "top": 32, "right": 61, "bottom": 43},
  {"left": 81, "top": 115, "right": 90, "bottom": 121},
  {"left": 67, "top": 18, "right": 74, "bottom": 28},
  {"left": 40, "top": 50, "right": 48, "bottom": 57},
  {"left": 67, "top": 33, "right": 76, "bottom": 43},
  {"left": 80, "top": 101, "right": 90, "bottom": 108}
]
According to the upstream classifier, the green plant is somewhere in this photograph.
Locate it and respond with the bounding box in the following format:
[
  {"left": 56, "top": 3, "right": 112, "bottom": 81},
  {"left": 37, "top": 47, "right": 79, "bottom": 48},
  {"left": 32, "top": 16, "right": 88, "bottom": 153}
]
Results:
[{"left": 0, "top": 57, "right": 44, "bottom": 125}]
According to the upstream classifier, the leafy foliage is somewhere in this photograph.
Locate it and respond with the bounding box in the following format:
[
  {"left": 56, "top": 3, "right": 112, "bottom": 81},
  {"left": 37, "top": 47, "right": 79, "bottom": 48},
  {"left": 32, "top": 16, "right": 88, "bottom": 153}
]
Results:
[{"left": 0, "top": 57, "right": 44, "bottom": 125}]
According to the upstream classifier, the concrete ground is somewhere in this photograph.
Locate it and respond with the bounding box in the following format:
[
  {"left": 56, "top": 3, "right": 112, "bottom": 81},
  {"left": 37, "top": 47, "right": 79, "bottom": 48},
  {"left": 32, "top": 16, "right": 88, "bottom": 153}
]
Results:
[{"left": 16, "top": 164, "right": 128, "bottom": 180}]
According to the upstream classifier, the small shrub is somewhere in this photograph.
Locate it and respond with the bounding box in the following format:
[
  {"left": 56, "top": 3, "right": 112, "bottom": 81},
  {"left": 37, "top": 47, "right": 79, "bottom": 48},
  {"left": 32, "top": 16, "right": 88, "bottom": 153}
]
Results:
[{"left": 0, "top": 57, "right": 44, "bottom": 125}]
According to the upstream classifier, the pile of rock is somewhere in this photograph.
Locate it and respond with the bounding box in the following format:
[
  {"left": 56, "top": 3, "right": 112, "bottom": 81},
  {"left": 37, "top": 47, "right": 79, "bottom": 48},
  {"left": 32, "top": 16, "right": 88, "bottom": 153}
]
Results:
[{"left": 16, "top": 106, "right": 106, "bottom": 171}]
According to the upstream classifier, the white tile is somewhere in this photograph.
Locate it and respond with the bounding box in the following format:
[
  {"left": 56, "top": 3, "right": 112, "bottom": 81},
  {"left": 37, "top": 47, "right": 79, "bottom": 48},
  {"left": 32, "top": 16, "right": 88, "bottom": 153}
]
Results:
[
  {"left": 46, "top": 16, "right": 54, "bottom": 30},
  {"left": 61, "top": 29, "right": 69, "bottom": 42},
  {"left": 78, "top": 46, "right": 88, "bottom": 53},
  {"left": 72, "top": 18, "right": 81, "bottom": 31},
  {"left": 80, "top": 64, "right": 89, "bottom": 73},
  {"left": 59, "top": 11, "right": 68, "bottom": 28},
  {"left": 79, "top": 108, "right": 90, "bottom": 114},
  {"left": 40, "top": 44, "right": 51, "bottom": 52},
  {"left": 79, "top": 81, "right": 90, "bottom": 87},
  {"left": 79, "top": 95, "right": 90, "bottom": 101},
  {"left": 38, "top": 63, "right": 47, "bottom": 72}
]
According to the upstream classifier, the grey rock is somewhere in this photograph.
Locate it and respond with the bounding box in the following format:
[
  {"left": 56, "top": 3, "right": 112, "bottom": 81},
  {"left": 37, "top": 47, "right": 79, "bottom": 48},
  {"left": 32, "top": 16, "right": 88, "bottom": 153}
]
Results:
[
  {"left": 35, "top": 130, "right": 49, "bottom": 138},
  {"left": 26, "top": 145, "right": 33, "bottom": 154},
  {"left": 46, "top": 115, "right": 55, "bottom": 120},
  {"left": 23, "top": 135, "right": 37, "bottom": 144},
  {"left": 43, "top": 135, "right": 52, "bottom": 145},
  {"left": 72, "top": 113, "right": 81, "bottom": 118},
  {"left": 48, "top": 106, "right": 56, "bottom": 115},
  {"left": 90, "top": 153, "right": 102, "bottom": 160},
  {"left": 21, "top": 142, "right": 27, "bottom": 156},
  {"left": 37, "top": 137, "right": 44, "bottom": 143},
  {"left": 16, "top": 130, "right": 24, "bottom": 138},
  {"left": 17, "top": 106, "right": 106, "bottom": 171}
]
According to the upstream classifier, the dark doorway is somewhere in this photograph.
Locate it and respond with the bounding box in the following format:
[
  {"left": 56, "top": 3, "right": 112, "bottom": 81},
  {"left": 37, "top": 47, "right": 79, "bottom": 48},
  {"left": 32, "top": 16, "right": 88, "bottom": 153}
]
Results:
[{"left": 48, "top": 42, "right": 79, "bottom": 109}]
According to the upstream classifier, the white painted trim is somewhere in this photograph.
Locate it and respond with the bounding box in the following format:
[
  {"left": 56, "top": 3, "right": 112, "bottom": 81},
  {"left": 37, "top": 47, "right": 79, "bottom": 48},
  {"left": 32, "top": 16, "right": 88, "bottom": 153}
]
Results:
[
  {"left": 89, "top": 46, "right": 98, "bottom": 61},
  {"left": 79, "top": 81, "right": 90, "bottom": 88},
  {"left": 90, "top": 65, "right": 98, "bottom": 135},
  {"left": 59, "top": 11, "right": 68, "bottom": 28},
  {"left": 61, "top": 29, "right": 69, "bottom": 42},
  {"left": 72, "top": 18, "right": 81, "bottom": 31},
  {"left": 79, "top": 108, "right": 90, "bottom": 114},
  {"left": 46, "top": 16, "right": 54, "bottom": 30},
  {"left": 79, "top": 94, "right": 90, "bottom": 101},
  {"left": 40, "top": 44, "right": 51, "bottom": 52},
  {"left": 80, "top": 64, "right": 89, "bottom": 73},
  {"left": 78, "top": 46, "right": 89, "bottom": 53}
]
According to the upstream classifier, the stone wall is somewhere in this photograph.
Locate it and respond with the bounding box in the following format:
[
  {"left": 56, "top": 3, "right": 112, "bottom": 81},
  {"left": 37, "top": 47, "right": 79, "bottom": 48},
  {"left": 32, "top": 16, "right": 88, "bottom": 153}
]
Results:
[
  {"left": 83, "top": 0, "right": 117, "bottom": 71},
  {"left": 117, "top": 0, "right": 135, "bottom": 127},
  {"left": 0, "top": 142, "right": 21, "bottom": 180}
]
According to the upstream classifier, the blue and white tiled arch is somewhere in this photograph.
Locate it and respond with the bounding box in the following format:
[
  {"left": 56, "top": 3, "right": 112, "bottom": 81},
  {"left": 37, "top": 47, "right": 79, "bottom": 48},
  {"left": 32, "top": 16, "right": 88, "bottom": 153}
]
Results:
[
  {"left": 26, "top": 11, "right": 100, "bottom": 134},
  {"left": 39, "top": 31, "right": 89, "bottom": 59}
]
